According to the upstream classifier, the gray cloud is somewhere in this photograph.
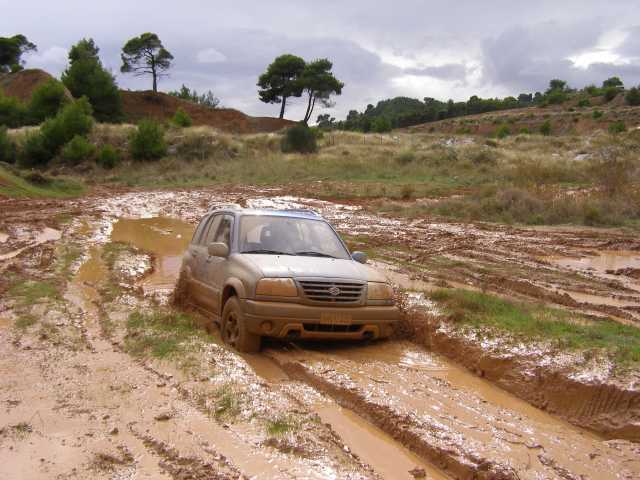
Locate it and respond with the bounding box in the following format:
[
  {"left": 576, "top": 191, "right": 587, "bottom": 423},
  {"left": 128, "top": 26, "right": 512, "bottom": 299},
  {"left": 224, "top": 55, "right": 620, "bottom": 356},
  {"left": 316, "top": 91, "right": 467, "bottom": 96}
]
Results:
[{"left": 2, "top": 0, "right": 639, "bottom": 119}]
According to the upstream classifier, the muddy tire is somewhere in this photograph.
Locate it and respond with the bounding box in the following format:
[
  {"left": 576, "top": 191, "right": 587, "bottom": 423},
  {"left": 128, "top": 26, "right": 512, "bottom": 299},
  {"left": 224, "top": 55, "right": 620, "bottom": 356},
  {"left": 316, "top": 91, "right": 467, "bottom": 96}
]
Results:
[
  {"left": 221, "top": 297, "right": 261, "bottom": 353},
  {"left": 172, "top": 268, "right": 190, "bottom": 308}
]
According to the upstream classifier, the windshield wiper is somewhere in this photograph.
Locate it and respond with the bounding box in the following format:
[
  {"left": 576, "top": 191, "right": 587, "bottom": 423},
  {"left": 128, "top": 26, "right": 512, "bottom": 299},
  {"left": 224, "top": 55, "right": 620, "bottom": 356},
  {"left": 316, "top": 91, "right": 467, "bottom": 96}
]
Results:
[
  {"left": 242, "top": 249, "right": 292, "bottom": 255},
  {"left": 295, "top": 251, "right": 336, "bottom": 258}
]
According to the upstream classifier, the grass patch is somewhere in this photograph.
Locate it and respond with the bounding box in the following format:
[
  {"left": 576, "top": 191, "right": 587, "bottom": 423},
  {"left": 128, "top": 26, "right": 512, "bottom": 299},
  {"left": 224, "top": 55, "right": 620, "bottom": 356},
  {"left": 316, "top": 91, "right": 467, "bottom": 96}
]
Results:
[
  {"left": 15, "top": 314, "right": 38, "bottom": 330},
  {"left": 430, "top": 289, "right": 640, "bottom": 365},
  {"left": 124, "top": 310, "right": 206, "bottom": 360},
  {"left": 266, "top": 415, "right": 298, "bottom": 436},
  {"left": 8, "top": 279, "right": 59, "bottom": 305},
  {"left": 56, "top": 243, "right": 82, "bottom": 279},
  {"left": 213, "top": 383, "right": 242, "bottom": 420},
  {"left": 0, "top": 166, "right": 84, "bottom": 198}
]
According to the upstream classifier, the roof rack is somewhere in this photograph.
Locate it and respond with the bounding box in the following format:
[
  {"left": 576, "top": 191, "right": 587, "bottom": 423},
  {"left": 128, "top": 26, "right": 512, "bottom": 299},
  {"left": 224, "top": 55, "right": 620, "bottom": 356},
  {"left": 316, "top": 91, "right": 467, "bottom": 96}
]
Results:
[
  {"left": 281, "top": 208, "right": 320, "bottom": 216},
  {"left": 207, "top": 203, "right": 242, "bottom": 212}
]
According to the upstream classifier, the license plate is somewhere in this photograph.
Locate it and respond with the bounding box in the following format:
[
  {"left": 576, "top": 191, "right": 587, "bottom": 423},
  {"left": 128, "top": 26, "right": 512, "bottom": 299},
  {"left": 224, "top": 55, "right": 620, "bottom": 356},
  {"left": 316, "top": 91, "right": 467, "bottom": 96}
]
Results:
[{"left": 320, "top": 312, "right": 352, "bottom": 325}]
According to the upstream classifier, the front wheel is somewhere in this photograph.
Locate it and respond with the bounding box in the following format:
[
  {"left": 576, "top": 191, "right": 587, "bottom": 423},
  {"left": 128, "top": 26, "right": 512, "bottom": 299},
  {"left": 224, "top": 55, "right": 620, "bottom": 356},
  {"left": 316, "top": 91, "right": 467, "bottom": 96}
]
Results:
[{"left": 221, "top": 297, "right": 261, "bottom": 353}]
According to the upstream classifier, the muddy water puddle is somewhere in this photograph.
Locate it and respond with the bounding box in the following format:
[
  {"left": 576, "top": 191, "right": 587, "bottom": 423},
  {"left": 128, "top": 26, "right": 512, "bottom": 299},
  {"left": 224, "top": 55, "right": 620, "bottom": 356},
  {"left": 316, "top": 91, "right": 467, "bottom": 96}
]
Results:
[
  {"left": 548, "top": 250, "right": 640, "bottom": 290},
  {"left": 110, "top": 217, "right": 194, "bottom": 297}
]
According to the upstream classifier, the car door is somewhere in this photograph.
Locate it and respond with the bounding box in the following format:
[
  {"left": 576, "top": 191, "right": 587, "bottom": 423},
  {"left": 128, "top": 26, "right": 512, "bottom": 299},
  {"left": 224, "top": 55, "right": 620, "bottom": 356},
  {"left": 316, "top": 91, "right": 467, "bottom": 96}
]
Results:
[
  {"left": 202, "top": 214, "right": 235, "bottom": 315},
  {"left": 190, "top": 214, "right": 222, "bottom": 308}
]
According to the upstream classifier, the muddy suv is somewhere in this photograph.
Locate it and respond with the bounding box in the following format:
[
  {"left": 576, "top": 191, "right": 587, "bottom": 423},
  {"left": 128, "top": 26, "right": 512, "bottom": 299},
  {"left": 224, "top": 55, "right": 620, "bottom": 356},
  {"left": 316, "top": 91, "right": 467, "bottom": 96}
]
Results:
[{"left": 176, "top": 207, "right": 400, "bottom": 352}]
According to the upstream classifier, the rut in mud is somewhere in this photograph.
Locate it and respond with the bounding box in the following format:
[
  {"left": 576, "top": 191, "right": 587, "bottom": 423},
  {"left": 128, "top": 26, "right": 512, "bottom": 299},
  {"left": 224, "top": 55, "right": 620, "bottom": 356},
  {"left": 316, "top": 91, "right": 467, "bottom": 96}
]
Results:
[{"left": 1, "top": 186, "right": 639, "bottom": 479}]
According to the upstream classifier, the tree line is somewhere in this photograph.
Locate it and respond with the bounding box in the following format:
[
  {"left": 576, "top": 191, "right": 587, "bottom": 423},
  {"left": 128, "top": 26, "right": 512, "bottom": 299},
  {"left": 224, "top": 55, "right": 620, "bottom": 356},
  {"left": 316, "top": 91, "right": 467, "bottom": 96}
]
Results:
[
  {"left": 1, "top": 33, "right": 345, "bottom": 125},
  {"left": 323, "top": 77, "right": 640, "bottom": 132}
]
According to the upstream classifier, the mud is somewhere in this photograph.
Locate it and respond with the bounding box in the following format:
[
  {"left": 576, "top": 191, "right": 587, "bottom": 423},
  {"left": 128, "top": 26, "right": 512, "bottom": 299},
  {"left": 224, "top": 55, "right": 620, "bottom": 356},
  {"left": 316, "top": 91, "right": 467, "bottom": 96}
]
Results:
[{"left": 2, "top": 186, "right": 640, "bottom": 479}]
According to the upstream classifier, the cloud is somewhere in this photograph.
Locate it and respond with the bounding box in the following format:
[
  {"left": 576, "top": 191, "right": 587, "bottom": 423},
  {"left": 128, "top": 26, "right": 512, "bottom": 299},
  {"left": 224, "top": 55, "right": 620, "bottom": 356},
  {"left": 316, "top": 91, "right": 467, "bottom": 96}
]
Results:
[
  {"left": 403, "top": 64, "right": 469, "bottom": 80},
  {"left": 27, "top": 46, "right": 68, "bottom": 70},
  {"left": 196, "top": 48, "right": 227, "bottom": 64}
]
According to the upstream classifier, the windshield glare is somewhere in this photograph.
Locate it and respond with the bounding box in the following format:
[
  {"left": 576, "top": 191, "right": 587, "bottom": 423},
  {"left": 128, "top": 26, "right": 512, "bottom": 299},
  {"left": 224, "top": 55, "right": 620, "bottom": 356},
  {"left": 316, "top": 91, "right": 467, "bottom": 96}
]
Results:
[{"left": 239, "top": 215, "right": 350, "bottom": 260}]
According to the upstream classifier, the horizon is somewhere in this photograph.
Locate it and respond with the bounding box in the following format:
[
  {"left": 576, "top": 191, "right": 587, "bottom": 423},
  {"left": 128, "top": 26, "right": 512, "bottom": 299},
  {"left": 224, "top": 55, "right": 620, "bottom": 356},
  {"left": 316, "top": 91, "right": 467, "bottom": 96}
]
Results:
[{"left": 2, "top": 0, "right": 640, "bottom": 121}]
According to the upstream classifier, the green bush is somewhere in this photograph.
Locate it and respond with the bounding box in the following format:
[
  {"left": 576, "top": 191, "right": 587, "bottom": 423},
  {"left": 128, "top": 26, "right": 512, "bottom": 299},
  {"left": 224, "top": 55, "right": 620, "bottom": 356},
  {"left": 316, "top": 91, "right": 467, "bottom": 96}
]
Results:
[
  {"left": 626, "top": 87, "right": 640, "bottom": 106},
  {"left": 40, "top": 98, "right": 94, "bottom": 154},
  {"left": 172, "top": 108, "right": 192, "bottom": 127},
  {"left": 130, "top": 120, "right": 167, "bottom": 160},
  {"left": 608, "top": 121, "right": 627, "bottom": 134},
  {"left": 18, "top": 132, "right": 50, "bottom": 167},
  {"left": 519, "top": 127, "right": 531, "bottom": 135},
  {"left": 0, "top": 126, "right": 16, "bottom": 163},
  {"left": 495, "top": 125, "right": 511, "bottom": 139},
  {"left": 592, "top": 110, "right": 604, "bottom": 119},
  {"left": 539, "top": 120, "right": 552, "bottom": 136},
  {"left": 577, "top": 98, "right": 591, "bottom": 108},
  {"left": 60, "top": 135, "right": 96, "bottom": 164},
  {"left": 281, "top": 124, "right": 317, "bottom": 154},
  {"left": 603, "top": 87, "right": 619, "bottom": 102},
  {"left": 97, "top": 144, "right": 120, "bottom": 169},
  {"left": 0, "top": 92, "right": 28, "bottom": 128},
  {"left": 396, "top": 150, "right": 416, "bottom": 165},
  {"left": 371, "top": 117, "right": 392, "bottom": 133},
  {"left": 28, "top": 79, "right": 69, "bottom": 123},
  {"left": 545, "top": 90, "right": 567, "bottom": 105}
]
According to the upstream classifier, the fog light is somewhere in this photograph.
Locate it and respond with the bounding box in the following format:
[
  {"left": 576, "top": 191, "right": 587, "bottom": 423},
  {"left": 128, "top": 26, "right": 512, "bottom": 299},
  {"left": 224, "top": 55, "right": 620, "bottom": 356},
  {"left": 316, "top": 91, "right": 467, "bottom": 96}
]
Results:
[{"left": 261, "top": 321, "right": 273, "bottom": 334}]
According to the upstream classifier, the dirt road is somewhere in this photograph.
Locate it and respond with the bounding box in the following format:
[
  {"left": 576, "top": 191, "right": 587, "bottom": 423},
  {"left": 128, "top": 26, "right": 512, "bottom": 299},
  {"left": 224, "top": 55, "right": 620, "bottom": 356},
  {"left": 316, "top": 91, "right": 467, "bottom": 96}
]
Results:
[{"left": 1, "top": 187, "right": 639, "bottom": 479}]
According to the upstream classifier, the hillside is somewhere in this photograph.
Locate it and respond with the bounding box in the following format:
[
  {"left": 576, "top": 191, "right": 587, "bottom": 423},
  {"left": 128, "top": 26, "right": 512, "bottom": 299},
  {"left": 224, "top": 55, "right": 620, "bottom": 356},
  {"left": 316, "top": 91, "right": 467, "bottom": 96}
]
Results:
[
  {"left": 405, "top": 101, "right": 640, "bottom": 136},
  {"left": 0, "top": 69, "right": 294, "bottom": 134},
  {"left": 120, "top": 90, "right": 293, "bottom": 134}
]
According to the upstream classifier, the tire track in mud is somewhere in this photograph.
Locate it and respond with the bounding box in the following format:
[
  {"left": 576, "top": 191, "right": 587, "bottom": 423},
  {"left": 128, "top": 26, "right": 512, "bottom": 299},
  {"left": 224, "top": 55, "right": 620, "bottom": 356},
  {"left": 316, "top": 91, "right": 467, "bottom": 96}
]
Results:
[{"left": 264, "top": 341, "right": 640, "bottom": 480}]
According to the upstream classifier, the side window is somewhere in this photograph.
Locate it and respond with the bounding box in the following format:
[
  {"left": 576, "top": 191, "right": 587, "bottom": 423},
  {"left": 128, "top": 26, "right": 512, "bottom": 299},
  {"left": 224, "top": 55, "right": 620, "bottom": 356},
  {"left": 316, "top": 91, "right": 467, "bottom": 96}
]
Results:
[
  {"left": 192, "top": 215, "right": 211, "bottom": 245},
  {"left": 214, "top": 215, "right": 234, "bottom": 246},
  {"left": 202, "top": 215, "right": 222, "bottom": 246}
]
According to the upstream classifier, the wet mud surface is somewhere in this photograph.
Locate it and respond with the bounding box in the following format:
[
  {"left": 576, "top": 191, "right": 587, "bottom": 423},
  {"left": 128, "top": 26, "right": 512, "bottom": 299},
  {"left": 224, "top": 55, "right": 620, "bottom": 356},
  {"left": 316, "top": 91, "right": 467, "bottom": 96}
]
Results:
[{"left": 1, "top": 186, "right": 640, "bottom": 479}]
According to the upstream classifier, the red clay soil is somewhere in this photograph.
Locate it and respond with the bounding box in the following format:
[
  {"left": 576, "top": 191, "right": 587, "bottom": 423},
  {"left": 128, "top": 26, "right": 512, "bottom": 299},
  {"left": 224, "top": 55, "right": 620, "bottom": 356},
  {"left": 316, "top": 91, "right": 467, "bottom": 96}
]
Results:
[
  {"left": 0, "top": 69, "right": 73, "bottom": 103},
  {"left": 120, "top": 90, "right": 294, "bottom": 134}
]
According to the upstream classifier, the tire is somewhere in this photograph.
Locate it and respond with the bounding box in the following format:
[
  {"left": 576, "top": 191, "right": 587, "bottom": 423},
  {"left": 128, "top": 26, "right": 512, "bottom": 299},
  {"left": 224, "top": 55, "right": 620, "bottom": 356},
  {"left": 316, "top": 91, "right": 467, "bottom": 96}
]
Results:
[
  {"left": 172, "top": 268, "right": 190, "bottom": 308},
  {"left": 221, "top": 297, "right": 261, "bottom": 353}
]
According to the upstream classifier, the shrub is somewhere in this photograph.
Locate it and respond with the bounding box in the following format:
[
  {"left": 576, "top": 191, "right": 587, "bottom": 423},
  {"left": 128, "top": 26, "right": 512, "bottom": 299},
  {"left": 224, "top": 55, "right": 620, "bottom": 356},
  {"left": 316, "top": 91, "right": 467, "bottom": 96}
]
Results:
[
  {"left": 172, "top": 108, "right": 192, "bottom": 127},
  {"left": 495, "top": 125, "right": 511, "bottom": 139},
  {"left": 371, "top": 117, "right": 392, "bottom": 133},
  {"left": 130, "top": 120, "right": 167, "bottom": 160},
  {"left": 519, "top": 127, "right": 531, "bottom": 135},
  {"left": 281, "top": 124, "right": 317, "bottom": 154},
  {"left": 18, "top": 132, "right": 50, "bottom": 167},
  {"left": 603, "top": 87, "right": 619, "bottom": 102},
  {"left": 0, "top": 92, "right": 28, "bottom": 127},
  {"left": 545, "top": 90, "right": 567, "bottom": 105},
  {"left": 0, "top": 126, "right": 16, "bottom": 163},
  {"left": 40, "top": 97, "right": 94, "bottom": 154},
  {"left": 396, "top": 150, "right": 416, "bottom": 165},
  {"left": 539, "top": 120, "right": 552, "bottom": 136},
  {"left": 577, "top": 98, "right": 591, "bottom": 108},
  {"left": 28, "top": 79, "right": 69, "bottom": 123},
  {"left": 608, "top": 121, "right": 627, "bottom": 134},
  {"left": 592, "top": 110, "right": 604, "bottom": 119},
  {"left": 97, "top": 144, "right": 120, "bottom": 169},
  {"left": 626, "top": 87, "right": 640, "bottom": 106},
  {"left": 60, "top": 135, "right": 96, "bottom": 164}
]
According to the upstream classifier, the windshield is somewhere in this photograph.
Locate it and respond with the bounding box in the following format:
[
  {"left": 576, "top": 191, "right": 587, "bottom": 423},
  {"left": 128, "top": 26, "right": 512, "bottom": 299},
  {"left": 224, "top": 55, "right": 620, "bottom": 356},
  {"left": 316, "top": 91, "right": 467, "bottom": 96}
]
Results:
[{"left": 238, "top": 215, "right": 351, "bottom": 260}]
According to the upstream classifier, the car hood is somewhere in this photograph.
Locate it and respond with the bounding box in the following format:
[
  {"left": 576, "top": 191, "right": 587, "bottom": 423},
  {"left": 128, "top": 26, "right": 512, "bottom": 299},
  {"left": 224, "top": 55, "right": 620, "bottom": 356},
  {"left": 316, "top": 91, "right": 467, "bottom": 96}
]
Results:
[{"left": 242, "top": 254, "right": 388, "bottom": 283}]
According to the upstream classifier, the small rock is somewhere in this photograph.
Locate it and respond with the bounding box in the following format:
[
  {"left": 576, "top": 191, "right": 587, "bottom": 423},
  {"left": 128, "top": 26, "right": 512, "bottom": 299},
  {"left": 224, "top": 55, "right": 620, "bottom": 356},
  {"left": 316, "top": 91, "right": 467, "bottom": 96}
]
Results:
[
  {"left": 109, "top": 427, "right": 119, "bottom": 435},
  {"left": 409, "top": 467, "right": 426, "bottom": 479},
  {"left": 154, "top": 412, "right": 173, "bottom": 422}
]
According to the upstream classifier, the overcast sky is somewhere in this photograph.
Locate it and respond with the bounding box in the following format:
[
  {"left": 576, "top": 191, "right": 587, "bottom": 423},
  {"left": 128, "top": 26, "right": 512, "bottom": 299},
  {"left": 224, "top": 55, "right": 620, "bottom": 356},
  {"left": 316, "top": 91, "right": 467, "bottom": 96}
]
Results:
[{"left": 2, "top": 1, "right": 639, "bottom": 121}]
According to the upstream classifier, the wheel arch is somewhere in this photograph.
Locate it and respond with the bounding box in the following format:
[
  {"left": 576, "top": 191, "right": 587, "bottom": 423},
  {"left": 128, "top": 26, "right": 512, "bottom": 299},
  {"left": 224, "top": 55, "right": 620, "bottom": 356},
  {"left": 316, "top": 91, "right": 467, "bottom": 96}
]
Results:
[{"left": 220, "top": 278, "right": 246, "bottom": 315}]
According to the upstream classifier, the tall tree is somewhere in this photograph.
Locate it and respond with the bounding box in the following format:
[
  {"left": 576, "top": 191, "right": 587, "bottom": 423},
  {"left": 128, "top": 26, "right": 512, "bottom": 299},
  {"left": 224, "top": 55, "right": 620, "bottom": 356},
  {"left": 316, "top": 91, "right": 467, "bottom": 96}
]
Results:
[
  {"left": 602, "top": 77, "right": 623, "bottom": 89},
  {"left": 62, "top": 39, "right": 122, "bottom": 121},
  {"left": 120, "top": 33, "right": 173, "bottom": 93},
  {"left": 0, "top": 35, "right": 37, "bottom": 73},
  {"left": 257, "top": 54, "right": 305, "bottom": 119},
  {"left": 299, "top": 59, "right": 344, "bottom": 124}
]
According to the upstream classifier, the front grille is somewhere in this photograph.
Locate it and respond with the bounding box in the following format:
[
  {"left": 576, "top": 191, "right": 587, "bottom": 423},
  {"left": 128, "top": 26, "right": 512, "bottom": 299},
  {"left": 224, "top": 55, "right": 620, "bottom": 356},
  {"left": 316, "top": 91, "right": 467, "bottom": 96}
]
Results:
[{"left": 298, "top": 280, "right": 365, "bottom": 304}]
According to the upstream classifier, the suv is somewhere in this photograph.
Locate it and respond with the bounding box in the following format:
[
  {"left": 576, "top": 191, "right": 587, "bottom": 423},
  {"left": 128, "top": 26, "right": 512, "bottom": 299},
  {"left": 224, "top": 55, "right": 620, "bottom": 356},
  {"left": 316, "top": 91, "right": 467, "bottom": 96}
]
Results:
[{"left": 176, "top": 207, "right": 400, "bottom": 352}]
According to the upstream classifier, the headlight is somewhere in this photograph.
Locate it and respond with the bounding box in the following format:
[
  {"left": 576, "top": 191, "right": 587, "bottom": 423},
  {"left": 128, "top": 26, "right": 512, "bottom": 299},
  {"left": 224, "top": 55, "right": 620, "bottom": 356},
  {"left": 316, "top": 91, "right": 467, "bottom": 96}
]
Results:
[
  {"left": 367, "top": 282, "right": 394, "bottom": 300},
  {"left": 256, "top": 278, "right": 298, "bottom": 297}
]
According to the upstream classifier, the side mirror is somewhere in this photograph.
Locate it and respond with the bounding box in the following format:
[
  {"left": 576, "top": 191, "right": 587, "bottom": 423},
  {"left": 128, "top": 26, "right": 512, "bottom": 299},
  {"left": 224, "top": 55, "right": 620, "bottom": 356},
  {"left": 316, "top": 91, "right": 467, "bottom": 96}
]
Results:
[
  {"left": 208, "top": 242, "right": 229, "bottom": 258},
  {"left": 352, "top": 251, "right": 368, "bottom": 264}
]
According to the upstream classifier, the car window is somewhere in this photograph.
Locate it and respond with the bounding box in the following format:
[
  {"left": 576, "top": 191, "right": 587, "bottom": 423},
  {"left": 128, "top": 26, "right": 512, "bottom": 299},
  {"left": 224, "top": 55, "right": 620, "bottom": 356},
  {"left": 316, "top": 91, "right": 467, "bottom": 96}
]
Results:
[
  {"left": 214, "top": 215, "right": 234, "bottom": 246},
  {"left": 192, "top": 215, "right": 213, "bottom": 245},
  {"left": 201, "top": 215, "right": 222, "bottom": 246}
]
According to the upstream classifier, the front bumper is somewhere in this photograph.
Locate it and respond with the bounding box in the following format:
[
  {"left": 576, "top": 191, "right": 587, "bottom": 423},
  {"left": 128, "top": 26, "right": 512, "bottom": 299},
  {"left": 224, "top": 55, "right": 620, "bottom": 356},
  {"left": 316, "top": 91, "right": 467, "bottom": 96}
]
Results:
[{"left": 240, "top": 299, "right": 400, "bottom": 340}]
